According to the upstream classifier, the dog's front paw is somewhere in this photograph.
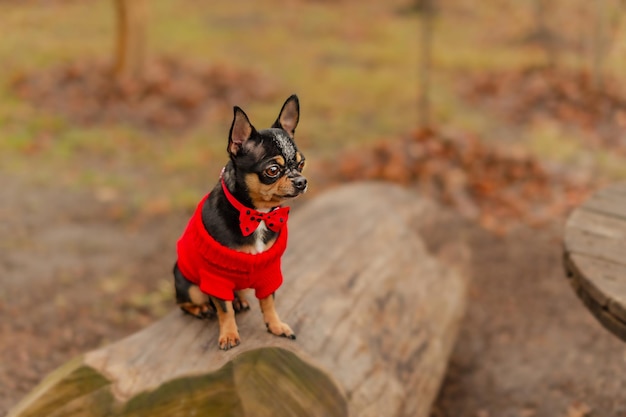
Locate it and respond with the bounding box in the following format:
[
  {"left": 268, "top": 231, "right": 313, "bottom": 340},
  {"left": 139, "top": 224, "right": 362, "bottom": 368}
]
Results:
[
  {"left": 266, "top": 321, "right": 296, "bottom": 340},
  {"left": 218, "top": 330, "right": 241, "bottom": 350}
]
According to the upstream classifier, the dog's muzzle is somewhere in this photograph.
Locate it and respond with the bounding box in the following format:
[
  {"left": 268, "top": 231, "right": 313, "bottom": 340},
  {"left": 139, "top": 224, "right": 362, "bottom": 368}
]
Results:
[{"left": 292, "top": 176, "right": 308, "bottom": 193}]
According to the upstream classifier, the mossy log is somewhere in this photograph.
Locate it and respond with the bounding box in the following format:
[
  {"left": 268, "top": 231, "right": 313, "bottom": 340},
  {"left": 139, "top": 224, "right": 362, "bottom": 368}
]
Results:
[{"left": 8, "top": 183, "right": 469, "bottom": 417}]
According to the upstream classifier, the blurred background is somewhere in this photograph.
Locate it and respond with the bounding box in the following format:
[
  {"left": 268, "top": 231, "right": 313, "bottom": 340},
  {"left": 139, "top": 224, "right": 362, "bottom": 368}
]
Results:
[{"left": 1, "top": 0, "right": 626, "bottom": 416}]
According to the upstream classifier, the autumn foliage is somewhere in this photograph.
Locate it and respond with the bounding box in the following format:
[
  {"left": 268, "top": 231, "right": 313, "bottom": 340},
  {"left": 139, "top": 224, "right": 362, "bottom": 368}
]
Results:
[
  {"left": 11, "top": 58, "right": 277, "bottom": 131},
  {"left": 328, "top": 128, "right": 592, "bottom": 234},
  {"left": 463, "top": 67, "right": 626, "bottom": 151}
]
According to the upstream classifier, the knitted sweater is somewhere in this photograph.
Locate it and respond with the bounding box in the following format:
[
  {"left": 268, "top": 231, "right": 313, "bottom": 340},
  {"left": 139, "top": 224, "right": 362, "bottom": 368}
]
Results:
[{"left": 176, "top": 194, "right": 287, "bottom": 301}]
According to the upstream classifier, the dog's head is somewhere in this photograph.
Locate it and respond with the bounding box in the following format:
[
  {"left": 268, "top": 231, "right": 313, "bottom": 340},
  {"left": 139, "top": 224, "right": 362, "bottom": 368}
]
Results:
[{"left": 227, "top": 95, "right": 307, "bottom": 210}]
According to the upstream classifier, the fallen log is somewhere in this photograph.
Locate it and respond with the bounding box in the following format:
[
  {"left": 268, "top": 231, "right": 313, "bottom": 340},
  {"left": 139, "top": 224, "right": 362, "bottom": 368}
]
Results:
[{"left": 8, "top": 183, "right": 469, "bottom": 417}]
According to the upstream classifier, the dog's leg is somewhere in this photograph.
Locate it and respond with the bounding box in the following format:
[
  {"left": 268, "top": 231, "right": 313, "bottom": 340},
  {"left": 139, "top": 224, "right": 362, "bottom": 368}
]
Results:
[
  {"left": 181, "top": 286, "right": 217, "bottom": 319},
  {"left": 259, "top": 294, "right": 296, "bottom": 339},
  {"left": 233, "top": 290, "right": 251, "bottom": 313},
  {"left": 179, "top": 301, "right": 217, "bottom": 319},
  {"left": 211, "top": 296, "right": 240, "bottom": 350},
  {"left": 174, "top": 263, "right": 216, "bottom": 319}
]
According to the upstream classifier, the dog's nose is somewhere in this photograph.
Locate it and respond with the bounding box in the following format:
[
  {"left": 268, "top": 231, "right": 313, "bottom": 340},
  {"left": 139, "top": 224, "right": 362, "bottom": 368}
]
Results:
[{"left": 293, "top": 177, "right": 308, "bottom": 191}]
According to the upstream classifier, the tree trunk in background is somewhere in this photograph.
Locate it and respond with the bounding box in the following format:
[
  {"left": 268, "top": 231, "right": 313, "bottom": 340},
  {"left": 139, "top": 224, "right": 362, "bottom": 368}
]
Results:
[
  {"left": 418, "top": 0, "right": 435, "bottom": 127},
  {"left": 531, "top": 0, "right": 558, "bottom": 67},
  {"left": 591, "top": 0, "right": 607, "bottom": 91},
  {"left": 113, "top": 0, "right": 148, "bottom": 81}
]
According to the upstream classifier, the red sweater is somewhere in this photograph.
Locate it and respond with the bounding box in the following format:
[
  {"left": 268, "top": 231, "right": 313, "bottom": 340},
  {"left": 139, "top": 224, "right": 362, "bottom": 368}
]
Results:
[{"left": 176, "top": 194, "right": 288, "bottom": 301}]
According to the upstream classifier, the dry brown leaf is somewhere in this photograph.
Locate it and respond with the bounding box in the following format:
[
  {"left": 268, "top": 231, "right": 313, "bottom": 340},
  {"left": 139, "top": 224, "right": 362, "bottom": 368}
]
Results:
[
  {"left": 327, "top": 127, "right": 594, "bottom": 235},
  {"left": 565, "top": 401, "right": 592, "bottom": 417}
]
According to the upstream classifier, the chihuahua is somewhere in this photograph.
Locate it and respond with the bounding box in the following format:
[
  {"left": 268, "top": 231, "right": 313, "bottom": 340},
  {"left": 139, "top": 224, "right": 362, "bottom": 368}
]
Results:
[{"left": 174, "top": 95, "right": 306, "bottom": 350}]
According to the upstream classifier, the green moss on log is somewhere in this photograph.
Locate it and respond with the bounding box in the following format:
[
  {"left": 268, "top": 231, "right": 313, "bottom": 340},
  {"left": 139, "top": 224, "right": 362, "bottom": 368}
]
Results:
[
  {"left": 9, "top": 348, "right": 346, "bottom": 417},
  {"left": 7, "top": 355, "right": 111, "bottom": 417}
]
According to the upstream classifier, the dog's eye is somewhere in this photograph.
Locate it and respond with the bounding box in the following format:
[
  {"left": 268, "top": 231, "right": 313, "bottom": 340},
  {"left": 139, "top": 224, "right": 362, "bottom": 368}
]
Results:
[
  {"left": 264, "top": 165, "right": 281, "bottom": 178},
  {"left": 297, "top": 161, "right": 305, "bottom": 172}
]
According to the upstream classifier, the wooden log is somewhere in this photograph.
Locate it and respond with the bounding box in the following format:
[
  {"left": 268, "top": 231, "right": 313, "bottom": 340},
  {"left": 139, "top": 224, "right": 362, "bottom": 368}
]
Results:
[
  {"left": 8, "top": 183, "right": 469, "bottom": 417},
  {"left": 563, "top": 182, "right": 626, "bottom": 342}
]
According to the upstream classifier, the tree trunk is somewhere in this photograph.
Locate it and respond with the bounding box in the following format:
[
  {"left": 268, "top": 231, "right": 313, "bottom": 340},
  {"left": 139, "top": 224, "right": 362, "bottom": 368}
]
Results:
[
  {"left": 532, "top": 0, "right": 558, "bottom": 66},
  {"left": 418, "top": 0, "right": 435, "bottom": 127},
  {"left": 7, "top": 183, "right": 470, "bottom": 417},
  {"left": 113, "top": 0, "right": 148, "bottom": 81}
]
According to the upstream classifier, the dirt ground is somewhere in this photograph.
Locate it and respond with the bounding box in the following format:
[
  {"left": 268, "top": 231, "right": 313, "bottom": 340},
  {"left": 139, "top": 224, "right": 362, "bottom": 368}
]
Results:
[
  {"left": 1, "top": 171, "right": 625, "bottom": 417},
  {"left": 421, "top": 214, "right": 626, "bottom": 417}
]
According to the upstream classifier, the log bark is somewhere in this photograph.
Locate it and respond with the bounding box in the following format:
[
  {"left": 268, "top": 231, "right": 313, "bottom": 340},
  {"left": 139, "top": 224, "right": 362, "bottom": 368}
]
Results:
[{"left": 8, "top": 183, "right": 469, "bottom": 417}]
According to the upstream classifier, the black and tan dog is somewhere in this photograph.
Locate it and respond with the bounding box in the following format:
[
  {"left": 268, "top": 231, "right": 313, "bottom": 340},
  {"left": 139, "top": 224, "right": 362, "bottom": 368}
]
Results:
[{"left": 174, "top": 95, "right": 306, "bottom": 350}]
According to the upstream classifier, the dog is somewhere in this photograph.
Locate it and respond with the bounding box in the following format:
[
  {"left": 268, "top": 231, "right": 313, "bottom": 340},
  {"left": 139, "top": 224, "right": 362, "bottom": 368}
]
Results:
[{"left": 173, "top": 95, "right": 307, "bottom": 350}]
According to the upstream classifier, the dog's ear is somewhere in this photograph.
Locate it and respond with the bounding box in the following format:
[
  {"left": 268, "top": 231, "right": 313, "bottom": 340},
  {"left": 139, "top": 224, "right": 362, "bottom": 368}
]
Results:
[
  {"left": 228, "top": 106, "right": 255, "bottom": 155},
  {"left": 272, "top": 94, "right": 299, "bottom": 138}
]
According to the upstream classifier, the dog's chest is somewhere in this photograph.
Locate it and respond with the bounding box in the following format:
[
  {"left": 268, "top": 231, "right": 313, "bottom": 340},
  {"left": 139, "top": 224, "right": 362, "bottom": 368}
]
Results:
[{"left": 250, "top": 221, "right": 269, "bottom": 254}]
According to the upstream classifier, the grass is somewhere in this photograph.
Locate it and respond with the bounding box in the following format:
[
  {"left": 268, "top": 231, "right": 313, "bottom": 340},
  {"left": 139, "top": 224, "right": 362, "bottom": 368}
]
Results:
[
  {"left": 1, "top": 0, "right": 626, "bottom": 208},
  {"left": 0, "top": 0, "right": 419, "bottom": 207},
  {"left": 527, "top": 120, "right": 626, "bottom": 179}
]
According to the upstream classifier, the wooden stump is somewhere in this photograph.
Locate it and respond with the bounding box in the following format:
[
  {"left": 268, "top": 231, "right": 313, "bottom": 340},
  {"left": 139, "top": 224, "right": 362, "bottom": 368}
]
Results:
[
  {"left": 563, "top": 183, "right": 626, "bottom": 342},
  {"left": 8, "top": 183, "right": 469, "bottom": 417}
]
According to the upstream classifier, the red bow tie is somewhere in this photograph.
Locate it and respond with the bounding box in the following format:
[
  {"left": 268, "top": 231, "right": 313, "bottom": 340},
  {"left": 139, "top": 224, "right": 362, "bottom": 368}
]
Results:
[{"left": 221, "top": 177, "right": 290, "bottom": 237}]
